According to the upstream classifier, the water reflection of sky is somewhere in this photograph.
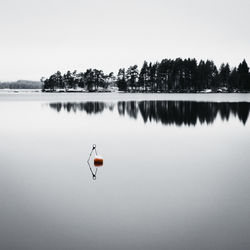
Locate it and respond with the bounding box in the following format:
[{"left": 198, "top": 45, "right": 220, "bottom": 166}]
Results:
[
  {"left": 1, "top": 96, "right": 250, "bottom": 250},
  {"left": 48, "top": 101, "right": 250, "bottom": 126}
]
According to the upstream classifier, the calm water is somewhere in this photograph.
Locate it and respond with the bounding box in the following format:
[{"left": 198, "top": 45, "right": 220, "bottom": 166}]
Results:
[{"left": 0, "top": 93, "right": 250, "bottom": 250}]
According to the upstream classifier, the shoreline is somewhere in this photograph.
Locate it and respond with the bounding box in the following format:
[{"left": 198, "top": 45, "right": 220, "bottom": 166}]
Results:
[
  {"left": 1, "top": 88, "right": 250, "bottom": 94},
  {"left": 1, "top": 91, "right": 250, "bottom": 103}
]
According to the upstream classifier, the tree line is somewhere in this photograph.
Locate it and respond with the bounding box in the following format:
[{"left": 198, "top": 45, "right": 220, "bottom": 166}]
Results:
[{"left": 42, "top": 58, "right": 250, "bottom": 92}]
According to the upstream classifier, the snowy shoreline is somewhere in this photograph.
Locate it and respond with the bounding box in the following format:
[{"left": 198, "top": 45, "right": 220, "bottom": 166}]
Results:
[{"left": 1, "top": 91, "right": 250, "bottom": 103}]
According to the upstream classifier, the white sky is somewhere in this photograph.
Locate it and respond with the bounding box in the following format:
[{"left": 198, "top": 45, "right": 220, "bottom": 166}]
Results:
[{"left": 0, "top": 0, "right": 249, "bottom": 81}]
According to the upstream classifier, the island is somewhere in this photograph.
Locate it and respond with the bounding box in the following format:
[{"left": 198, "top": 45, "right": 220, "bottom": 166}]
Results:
[{"left": 41, "top": 58, "right": 250, "bottom": 93}]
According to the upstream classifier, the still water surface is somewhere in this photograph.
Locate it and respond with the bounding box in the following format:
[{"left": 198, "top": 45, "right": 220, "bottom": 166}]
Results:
[{"left": 0, "top": 93, "right": 250, "bottom": 250}]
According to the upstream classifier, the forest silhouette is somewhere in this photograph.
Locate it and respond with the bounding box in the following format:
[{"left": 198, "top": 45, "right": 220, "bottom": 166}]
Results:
[{"left": 42, "top": 58, "right": 250, "bottom": 93}]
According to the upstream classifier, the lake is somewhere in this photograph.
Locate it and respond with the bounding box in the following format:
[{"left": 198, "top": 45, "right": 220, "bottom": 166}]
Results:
[{"left": 0, "top": 92, "right": 250, "bottom": 250}]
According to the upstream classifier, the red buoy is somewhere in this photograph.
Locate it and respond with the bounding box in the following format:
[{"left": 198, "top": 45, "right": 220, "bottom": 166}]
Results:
[{"left": 94, "top": 155, "right": 103, "bottom": 166}]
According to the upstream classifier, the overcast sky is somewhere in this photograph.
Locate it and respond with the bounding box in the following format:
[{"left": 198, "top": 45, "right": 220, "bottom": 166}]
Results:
[{"left": 0, "top": 0, "right": 249, "bottom": 81}]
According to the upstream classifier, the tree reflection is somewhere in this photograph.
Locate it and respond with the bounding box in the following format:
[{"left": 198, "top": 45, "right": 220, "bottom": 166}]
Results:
[
  {"left": 49, "top": 101, "right": 250, "bottom": 126},
  {"left": 49, "top": 102, "right": 112, "bottom": 114}
]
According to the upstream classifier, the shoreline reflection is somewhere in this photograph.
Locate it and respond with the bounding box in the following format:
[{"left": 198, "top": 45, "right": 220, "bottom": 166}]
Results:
[{"left": 48, "top": 101, "right": 250, "bottom": 126}]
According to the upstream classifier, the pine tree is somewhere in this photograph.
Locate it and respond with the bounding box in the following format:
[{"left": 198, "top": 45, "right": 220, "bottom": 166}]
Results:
[
  {"left": 139, "top": 61, "right": 149, "bottom": 92},
  {"left": 238, "top": 59, "right": 250, "bottom": 91},
  {"left": 219, "top": 63, "right": 230, "bottom": 88},
  {"left": 229, "top": 67, "right": 239, "bottom": 90},
  {"left": 126, "top": 65, "right": 139, "bottom": 91},
  {"left": 117, "top": 68, "right": 127, "bottom": 91}
]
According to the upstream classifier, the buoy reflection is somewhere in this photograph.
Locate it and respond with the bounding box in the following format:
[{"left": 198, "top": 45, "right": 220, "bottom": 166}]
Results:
[
  {"left": 87, "top": 144, "right": 104, "bottom": 180},
  {"left": 88, "top": 161, "right": 99, "bottom": 180}
]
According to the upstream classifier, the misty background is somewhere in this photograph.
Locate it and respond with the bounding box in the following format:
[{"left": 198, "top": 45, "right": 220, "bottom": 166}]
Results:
[{"left": 0, "top": 0, "right": 249, "bottom": 81}]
